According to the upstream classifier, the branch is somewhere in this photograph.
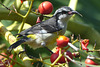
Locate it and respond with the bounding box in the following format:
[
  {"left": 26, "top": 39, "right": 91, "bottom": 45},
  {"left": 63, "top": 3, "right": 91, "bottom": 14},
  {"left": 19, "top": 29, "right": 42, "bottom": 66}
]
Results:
[
  {"left": 0, "top": 8, "right": 38, "bottom": 25},
  {"left": 0, "top": 22, "right": 16, "bottom": 44}
]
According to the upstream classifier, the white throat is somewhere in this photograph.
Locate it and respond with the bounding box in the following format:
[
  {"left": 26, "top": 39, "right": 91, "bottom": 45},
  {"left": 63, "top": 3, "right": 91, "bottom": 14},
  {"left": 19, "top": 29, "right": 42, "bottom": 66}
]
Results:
[{"left": 57, "top": 14, "right": 72, "bottom": 33}]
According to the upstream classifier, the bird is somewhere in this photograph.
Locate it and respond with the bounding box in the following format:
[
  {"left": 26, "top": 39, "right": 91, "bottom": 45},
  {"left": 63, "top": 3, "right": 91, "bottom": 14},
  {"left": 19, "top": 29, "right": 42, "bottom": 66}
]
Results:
[{"left": 7, "top": 6, "right": 81, "bottom": 52}]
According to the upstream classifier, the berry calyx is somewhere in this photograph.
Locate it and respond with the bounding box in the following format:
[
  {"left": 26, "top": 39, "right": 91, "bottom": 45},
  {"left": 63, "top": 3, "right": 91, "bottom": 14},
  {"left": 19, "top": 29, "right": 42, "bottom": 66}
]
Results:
[{"left": 36, "top": 17, "right": 41, "bottom": 23}]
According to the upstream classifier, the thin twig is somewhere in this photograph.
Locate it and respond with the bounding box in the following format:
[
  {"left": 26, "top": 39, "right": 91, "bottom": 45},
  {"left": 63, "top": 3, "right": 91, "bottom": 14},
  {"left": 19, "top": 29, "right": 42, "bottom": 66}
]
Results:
[{"left": 0, "top": 1, "right": 23, "bottom": 17}]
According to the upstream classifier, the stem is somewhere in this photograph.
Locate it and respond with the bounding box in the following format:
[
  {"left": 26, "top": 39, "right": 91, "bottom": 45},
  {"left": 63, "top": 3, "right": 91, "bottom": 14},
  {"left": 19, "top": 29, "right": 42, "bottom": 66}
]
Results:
[
  {"left": 28, "top": 56, "right": 51, "bottom": 66},
  {"left": 88, "top": 49, "right": 100, "bottom": 52},
  {"left": 0, "top": 1, "right": 23, "bottom": 18},
  {"left": 72, "top": 39, "right": 79, "bottom": 44},
  {"left": 18, "top": 0, "right": 34, "bottom": 33},
  {"left": 0, "top": 22, "right": 16, "bottom": 44},
  {"left": 51, "top": 48, "right": 63, "bottom": 66},
  {"left": 65, "top": 39, "right": 78, "bottom": 51},
  {"left": 68, "top": 43, "right": 79, "bottom": 51},
  {"left": 41, "top": 61, "right": 51, "bottom": 66},
  {"left": 24, "top": 0, "right": 34, "bottom": 18},
  {"left": 18, "top": 19, "right": 26, "bottom": 33},
  {"left": 17, "top": 1, "right": 34, "bottom": 67},
  {"left": 51, "top": 54, "right": 63, "bottom": 66},
  {"left": 0, "top": 8, "right": 38, "bottom": 25},
  {"left": 64, "top": 53, "right": 81, "bottom": 66}
]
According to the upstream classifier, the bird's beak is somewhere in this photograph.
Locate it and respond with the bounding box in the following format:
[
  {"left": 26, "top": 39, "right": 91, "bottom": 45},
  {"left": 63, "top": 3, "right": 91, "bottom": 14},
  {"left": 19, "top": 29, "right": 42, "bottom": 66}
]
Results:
[{"left": 68, "top": 11, "right": 82, "bottom": 17}]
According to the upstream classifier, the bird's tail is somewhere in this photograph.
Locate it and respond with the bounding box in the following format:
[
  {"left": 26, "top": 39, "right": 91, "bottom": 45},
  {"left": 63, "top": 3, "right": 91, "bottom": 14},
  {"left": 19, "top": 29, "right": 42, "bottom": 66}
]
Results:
[{"left": 7, "top": 39, "right": 26, "bottom": 51}]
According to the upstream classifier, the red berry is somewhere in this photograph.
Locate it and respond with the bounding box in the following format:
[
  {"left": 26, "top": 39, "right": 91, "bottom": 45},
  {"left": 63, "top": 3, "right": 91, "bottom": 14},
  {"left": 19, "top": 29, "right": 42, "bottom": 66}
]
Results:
[
  {"left": 20, "top": 0, "right": 26, "bottom": 3},
  {"left": 85, "top": 58, "right": 98, "bottom": 67},
  {"left": 38, "top": 1, "right": 53, "bottom": 14},
  {"left": 65, "top": 51, "right": 73, "bottom": 62},
  {"left": 50, "top": 53, "right": 58, "bottom": 63},
  {"left": 57, "top": 36, "right": 69, "bottom": 48},
  {"left": 50, "top": 53, "right": 65, "bottom": 63},
  {"left": 50, "top": 50, "right": 73, "bottom": 64}
]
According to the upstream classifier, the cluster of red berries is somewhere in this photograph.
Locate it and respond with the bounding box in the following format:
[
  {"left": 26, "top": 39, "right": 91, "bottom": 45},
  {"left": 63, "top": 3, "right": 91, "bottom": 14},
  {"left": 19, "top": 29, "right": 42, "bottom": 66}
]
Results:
[
  {"left": 50, "top": 49, "right": 73, "bottom": 64},
  {"left": 0, "top": 53, "right": 15, "bottom": 67},
  {"left": 50, "top": 35, "right": 99, "bottom": 66},
  {"left": 50, "top": 36, "right": 73, "bottom": 64}
]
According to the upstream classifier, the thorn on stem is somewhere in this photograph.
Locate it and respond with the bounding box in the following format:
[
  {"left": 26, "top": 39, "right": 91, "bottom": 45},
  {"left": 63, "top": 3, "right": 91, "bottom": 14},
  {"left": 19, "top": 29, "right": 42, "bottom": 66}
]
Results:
[
  {"left": 93, "top": 40, "right": 96, "bottom": 50},
  {"left": 0, "top": 2, "right": 17, "bottom": 15},
  {"left": 71, "top": 34, "right": 74, "bottom": 42},
  {"left": 78, "top": 34, "right": 81, "bottom": 41},
  {"left": 13, "top": 5, "right": 18, "bottom": 13}
]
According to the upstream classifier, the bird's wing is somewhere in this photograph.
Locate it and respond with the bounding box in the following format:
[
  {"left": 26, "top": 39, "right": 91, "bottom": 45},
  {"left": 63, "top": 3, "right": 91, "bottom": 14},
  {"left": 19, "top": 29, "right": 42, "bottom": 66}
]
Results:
[{"left": 18, "top": 17, "right": 62, "bottom": 36}]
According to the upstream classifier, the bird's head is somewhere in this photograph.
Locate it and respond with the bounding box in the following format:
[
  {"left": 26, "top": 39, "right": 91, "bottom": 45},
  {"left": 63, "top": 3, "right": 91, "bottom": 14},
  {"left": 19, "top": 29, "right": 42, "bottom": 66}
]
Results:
[{"left": 53, "top": 6, "right": 81, "bottom": 21}]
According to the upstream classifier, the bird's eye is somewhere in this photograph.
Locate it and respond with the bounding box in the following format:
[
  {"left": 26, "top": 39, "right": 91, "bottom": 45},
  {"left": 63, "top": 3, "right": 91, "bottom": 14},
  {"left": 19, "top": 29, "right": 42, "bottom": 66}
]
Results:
[{"left": 62, "top": 11, "right": 67, "bottom": 14}]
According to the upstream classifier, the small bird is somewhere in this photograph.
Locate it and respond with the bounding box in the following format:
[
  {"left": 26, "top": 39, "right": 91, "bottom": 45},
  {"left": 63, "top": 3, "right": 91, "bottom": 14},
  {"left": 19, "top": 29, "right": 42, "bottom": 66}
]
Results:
[{"left": 8, "top": 6, "right": 81, "bottom": 51}]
